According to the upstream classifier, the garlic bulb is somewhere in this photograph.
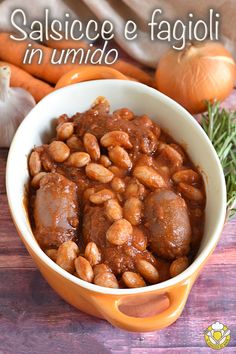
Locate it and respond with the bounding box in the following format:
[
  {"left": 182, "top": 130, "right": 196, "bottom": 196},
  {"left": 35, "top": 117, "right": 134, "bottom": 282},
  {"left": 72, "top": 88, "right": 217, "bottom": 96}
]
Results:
[{"left": 0, "top": 66, "right": 35, "bottom": 147}]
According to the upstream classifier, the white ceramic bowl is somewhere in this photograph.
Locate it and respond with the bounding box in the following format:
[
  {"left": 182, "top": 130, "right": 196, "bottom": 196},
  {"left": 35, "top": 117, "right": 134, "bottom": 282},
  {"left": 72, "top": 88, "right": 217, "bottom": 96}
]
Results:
[{"left": 6, "top": 80, "right": 226, "bottom": 332}]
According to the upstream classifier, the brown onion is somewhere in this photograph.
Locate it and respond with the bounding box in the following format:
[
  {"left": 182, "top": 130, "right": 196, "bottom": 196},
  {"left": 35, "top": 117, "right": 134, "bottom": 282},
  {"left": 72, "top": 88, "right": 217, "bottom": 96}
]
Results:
[{"left": 155, "top": 42, "right": 236, "bottom": 114}]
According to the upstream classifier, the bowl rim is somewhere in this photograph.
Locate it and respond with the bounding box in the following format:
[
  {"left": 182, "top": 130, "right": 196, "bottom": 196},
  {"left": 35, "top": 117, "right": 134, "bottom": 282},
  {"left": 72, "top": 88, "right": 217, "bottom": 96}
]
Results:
[{"left": 6, "top": 79, "right": 227, "bottom": 295}]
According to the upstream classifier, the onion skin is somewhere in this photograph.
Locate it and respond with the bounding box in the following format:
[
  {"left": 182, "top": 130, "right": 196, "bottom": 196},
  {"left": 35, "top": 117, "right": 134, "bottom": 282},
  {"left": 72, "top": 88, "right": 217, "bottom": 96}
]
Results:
[{"left": 155, "top": 42, "right": 236, "bottom": 114}]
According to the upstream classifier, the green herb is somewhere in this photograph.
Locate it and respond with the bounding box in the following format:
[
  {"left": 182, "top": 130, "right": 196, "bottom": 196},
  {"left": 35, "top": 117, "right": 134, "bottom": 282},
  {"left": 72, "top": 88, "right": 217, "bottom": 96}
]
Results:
[{"left": 201, "top": 102, "right": 236, "bottom": 220}]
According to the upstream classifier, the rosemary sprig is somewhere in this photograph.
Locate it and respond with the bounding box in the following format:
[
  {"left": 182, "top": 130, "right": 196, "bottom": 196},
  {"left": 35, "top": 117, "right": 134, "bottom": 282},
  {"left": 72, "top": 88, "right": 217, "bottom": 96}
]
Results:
[{"left": 201, "top": 102, "right": 236, "bottom": 220}]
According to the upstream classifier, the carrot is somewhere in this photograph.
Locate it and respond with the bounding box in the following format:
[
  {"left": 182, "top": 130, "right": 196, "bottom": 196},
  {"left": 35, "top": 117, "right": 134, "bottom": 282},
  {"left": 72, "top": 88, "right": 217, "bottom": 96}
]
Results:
[
  {"left": 0, "top": 61, "right": 53, "bottom": 102},
  {"left": 45, "top": 38, "right": 89, "bottom": 50},
  {"left": 44, "top": 38, "right": 155, "bottom": 87},
  {"left": 0, "top": 33, "right": 75, "bottom": 84},
  {"left": 0, "top": 33, "right": 154, "bottom": 87},
  {"left": 111, "top": 60, "right": 155, "bottom": 87}
]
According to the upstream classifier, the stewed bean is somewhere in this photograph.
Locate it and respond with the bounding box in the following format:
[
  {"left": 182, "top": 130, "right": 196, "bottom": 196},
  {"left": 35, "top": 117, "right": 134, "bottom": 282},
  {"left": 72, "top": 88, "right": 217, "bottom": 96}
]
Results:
[
  {"left": 132, "top": 227, "right": 147, "bottom": 251},
  {"left": 56, "top": 241, "right": 79, "bottom": 273},
  {"left": 172, "top": 169, "right": 200, "bottom": 184},
  {"left": 114, "top": 108, "right": 134, "bottom": 120},
  {"left": 136, "top": 259, "right": 159, "bottom": 284},
  {"left": 106, "top": 219, "right": 133, "bottom": 245},
  {"left": 84, "top": 242, "right": 101, "bottom": 266},
  {"left": 94, "top": 272, "right": 119, "bottom": 288},
  {"left": 105, "top": 198, "right": 123, "bottom": 221},
  {"left": 57, "top": 122, "right": 74, "bottom": 141},
  {"left": 85, "top": 163, "right": 114, "bottom": 183},
  {"left": 89, "top": 189, "right": 115, "bottom": 204},
  {"left": 124, "top": 179, "right": 146, "bottom": 200},
  {"left": 99, "top": 155, "right": 112, "bottom": 168},
  {"left": 123, "top": 197, "right": 143, "bottom": 226},
  {"left": 111, "top": 177, "right": 126, "bottom": 193},
  {"left": 170, "top": 256, "right": 189, "bottom": 278},
  {"left": 66, "top": 135, "right": 84, "bottom": 150},
  {"left": 178, "top": 183, "right": 204, "bottom": 202},
  {"left": 108, "top": 146, "right": 132, "bottom": 170},
  {"left": 93, "top": 263, "right": 111, "bottom": 277},
  {"left": 74, "top": 256, "right": 94, "bottom": 282},
  {"left": 108, "top": 165, "right": 127, "bottom": 178},
  {"left": 83, "top": 187, "right": 96, "bottom": 200},
  {"left": 67, "top": 152, "right": 91, "bottom": 167},
  {"left": 29, "top": 151, "right": 41, "bottom": 176},
  {"left": 100, "top": 131, "right": 132, "bottom": 149},
  {"left": 122, "top": 272, "right": 146, "bottom": 288},
  {"left": 83, "top": 133, "right": 101, "bottom": 161},
  {"left": 133, "top": 166, "right": 167, "bottom": 189},
  {"left": 31, "top": 172, "right": 47, "bottom": 189},
  {"left": 45, "top": 248, "right": 58, "bottom": 262},
  {"left": 48, "top": 141, "right": 70, "bottom": 162}
]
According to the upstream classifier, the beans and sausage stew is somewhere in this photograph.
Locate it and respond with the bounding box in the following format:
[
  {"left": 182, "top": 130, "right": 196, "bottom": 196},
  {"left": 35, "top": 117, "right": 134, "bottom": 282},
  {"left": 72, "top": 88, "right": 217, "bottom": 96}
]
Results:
[{"left": 28, "top": 97, "right": 205, "bottom": 289}]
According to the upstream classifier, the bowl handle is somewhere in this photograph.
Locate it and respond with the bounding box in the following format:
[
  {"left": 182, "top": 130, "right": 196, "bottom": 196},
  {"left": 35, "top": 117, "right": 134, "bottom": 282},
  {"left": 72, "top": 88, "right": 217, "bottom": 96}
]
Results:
[
  {"left": 56, "top": 65, "right": 128, "bottom": 89},
  {"left": 89, "top": 281, "right": 192, "bottom": 332}
]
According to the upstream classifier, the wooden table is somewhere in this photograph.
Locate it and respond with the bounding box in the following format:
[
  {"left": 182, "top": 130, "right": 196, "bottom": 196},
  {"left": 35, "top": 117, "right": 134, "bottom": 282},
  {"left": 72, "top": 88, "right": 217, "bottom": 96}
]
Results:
[{"left": 0, "top": 95, "right": 236, "bottom": 354}]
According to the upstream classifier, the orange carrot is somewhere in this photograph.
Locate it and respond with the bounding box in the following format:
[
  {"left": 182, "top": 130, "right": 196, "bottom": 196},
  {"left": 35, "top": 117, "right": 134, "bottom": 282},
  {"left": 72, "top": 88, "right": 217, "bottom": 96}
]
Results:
[
  {"left": 45, "top": 38, "right": 89, "bottom": 50},
  {"left": 111, "top": 61, "right": 155, "bottom": 87},
  {"left": 0, "top": 33, "right": 154, "bottom": 87},
  {"left": 0, "top": 61, "right": 53, "bottom": 102},
  {"left": 0, "top": 33, "right": 76, "bottom": 84},
  {"left": 44, "top": 38, "right": 155, "bottom": 87}
]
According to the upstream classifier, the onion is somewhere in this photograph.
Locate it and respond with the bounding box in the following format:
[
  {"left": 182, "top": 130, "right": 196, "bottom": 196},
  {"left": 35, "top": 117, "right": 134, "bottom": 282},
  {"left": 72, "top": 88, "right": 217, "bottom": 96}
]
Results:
[{"left": 155, "top": 42, "right": 236, "bottom": 114}]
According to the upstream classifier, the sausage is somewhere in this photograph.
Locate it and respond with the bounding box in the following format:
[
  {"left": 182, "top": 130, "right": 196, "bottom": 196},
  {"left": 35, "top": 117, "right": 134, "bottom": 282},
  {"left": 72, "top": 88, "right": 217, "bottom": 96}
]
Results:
[
  {"left": 34, "top": 173, "right": 79, "bottom": 249},
  {"left": 82, "top": 204, "right": 112, "bottom": 248},
  {"left": 144, "top": 189, "right": 191, "bottom": 259}
]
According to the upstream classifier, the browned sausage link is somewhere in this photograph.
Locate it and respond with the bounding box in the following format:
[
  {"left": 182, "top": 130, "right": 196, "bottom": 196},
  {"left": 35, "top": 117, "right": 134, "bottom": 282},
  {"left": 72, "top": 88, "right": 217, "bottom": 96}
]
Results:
[
  {"left": 74, "top": 256, "right": 94, "bottom": 282},
  {"left": 100, "top": 131, "right": 133, "bottom": 149},
  {"left": 83, "top": 133, "right": 101, "bottom": 161},
  {"left": 122, "top": 272, "right": 146, "bottom": 288},
  {"left": 34, "top": 173, "right": 79, "bottom": 249},
  {"left": 144, "top": 189, "right": 191, "bottom": 259},
  {"left": 172, "top": 169, "right": 200, "bottom": 184}
]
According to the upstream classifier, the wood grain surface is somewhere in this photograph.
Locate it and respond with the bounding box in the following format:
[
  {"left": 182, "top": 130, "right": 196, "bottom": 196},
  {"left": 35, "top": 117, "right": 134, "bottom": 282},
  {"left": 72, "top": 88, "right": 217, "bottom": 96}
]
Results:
[{"left": 0, "top": 93, "right": 236, "bottom": 354}]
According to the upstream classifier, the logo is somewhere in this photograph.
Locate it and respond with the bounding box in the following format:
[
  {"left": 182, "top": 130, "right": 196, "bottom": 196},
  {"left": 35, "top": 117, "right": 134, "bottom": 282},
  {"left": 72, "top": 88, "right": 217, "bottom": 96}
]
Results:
[{"left": 204, "top": 321, "right": 231, "bottom": 350}]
